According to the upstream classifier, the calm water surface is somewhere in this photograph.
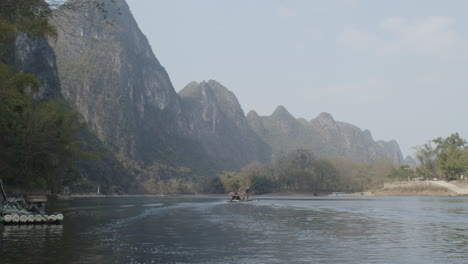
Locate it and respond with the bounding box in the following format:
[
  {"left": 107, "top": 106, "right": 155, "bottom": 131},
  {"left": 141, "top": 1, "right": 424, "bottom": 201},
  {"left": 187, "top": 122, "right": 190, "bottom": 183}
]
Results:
[{"left": 1, "top": 196, "right": 468, "bottom": 264}]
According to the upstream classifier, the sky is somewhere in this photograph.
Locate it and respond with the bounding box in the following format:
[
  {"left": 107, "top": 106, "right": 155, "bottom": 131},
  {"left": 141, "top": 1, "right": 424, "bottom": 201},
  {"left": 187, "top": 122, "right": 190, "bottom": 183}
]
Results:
[{"left": 125, "top": 0, "right": 468, "bottom": 157}]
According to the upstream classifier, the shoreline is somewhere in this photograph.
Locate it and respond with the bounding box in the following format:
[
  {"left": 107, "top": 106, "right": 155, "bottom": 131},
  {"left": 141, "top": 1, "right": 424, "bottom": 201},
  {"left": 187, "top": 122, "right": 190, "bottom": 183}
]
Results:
[
  {"left": 62, "top": 191, "right": 459, "bottom": 200},
  {"left": 12, "top": 181, "right": 468, "bottom": 200}
]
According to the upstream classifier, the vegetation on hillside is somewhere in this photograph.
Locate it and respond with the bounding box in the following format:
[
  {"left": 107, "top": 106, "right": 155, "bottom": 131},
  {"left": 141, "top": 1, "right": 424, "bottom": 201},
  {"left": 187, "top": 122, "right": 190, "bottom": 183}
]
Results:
[
  {"left": 203, "top": 134, "right": 468, "bottom": 195},
  {"left": 0, "top": 0, "right": 100, "bottom": 193},
  {"left": 202, "top": 149, "right": 397, "bottom": 195}
]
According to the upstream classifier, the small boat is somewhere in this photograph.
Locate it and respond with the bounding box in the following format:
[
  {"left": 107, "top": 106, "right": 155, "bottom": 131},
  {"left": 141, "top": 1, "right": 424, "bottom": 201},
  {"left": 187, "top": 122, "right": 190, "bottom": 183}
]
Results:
[{"left": 227, "top": 199, "right": 258, "bottom": 203}]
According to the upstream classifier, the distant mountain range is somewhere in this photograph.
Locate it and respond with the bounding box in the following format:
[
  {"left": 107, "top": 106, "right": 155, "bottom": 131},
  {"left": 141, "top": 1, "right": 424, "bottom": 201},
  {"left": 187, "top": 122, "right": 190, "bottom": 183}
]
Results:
[
  {"left": 13, "top": 0, "right": 407, "bottom": 189},
  {"left": 247, "top": 107, "right": 403, "bottom": 163}
]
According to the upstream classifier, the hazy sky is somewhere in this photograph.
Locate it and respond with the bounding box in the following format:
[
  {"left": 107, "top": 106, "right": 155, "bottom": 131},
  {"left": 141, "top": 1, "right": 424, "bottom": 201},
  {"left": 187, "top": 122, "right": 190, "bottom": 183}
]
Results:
[{"left": 126, "top": 0, "right": 468, "bottom": 157}]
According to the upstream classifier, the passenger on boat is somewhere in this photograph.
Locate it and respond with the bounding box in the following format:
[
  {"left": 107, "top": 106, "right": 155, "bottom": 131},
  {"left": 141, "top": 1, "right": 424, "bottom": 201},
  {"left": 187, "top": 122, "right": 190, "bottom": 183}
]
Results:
[{"left": 231, "top": 192, "right": 241, "bottom": 201}]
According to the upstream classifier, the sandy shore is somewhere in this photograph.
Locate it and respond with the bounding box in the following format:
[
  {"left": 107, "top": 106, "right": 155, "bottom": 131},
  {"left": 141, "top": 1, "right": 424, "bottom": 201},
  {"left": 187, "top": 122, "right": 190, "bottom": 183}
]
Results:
[
  {"left": 352, "top": 181, "right": 459, "bottom": 196},
  {"left": 354, "top": 188, "right": 456, "bottom": 197}
]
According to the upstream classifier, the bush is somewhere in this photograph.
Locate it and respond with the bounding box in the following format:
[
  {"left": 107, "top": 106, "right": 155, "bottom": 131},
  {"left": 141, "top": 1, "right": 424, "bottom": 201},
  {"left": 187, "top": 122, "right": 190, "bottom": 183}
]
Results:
[{"left": 251, "top": 176, "right": 278, "bottom": 194}]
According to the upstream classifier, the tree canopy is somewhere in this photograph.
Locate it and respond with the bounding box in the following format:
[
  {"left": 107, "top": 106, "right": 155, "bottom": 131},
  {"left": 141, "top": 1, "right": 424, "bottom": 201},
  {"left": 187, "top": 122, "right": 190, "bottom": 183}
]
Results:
[
  {"left": 0, "top": 0, "right": 57, "bottom": 40},
  {"left": 0, "top": 0, "right": 95, "bottom": 192},
  {"left": 415, "top": 133, "right": 468, "bottom": 181},
  {"left": 203, "top": 149, "right": 395, "bottom": 195}
]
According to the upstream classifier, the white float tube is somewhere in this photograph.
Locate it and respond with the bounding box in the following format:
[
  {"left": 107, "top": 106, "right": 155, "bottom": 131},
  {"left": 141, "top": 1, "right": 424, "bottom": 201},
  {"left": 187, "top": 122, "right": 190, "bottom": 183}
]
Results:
[
  {"left": 12, "top": 214, "right": 20, "bottom": 223},
  {"left": 56, "top": 214, "right": 64, "bottom": 221},
  {"left": 48, "top": 215, "right": 57, "bottom": 222},
  {"left": 40, "top": 215, "right": 47, "bottom": 223},
  {"left": 4, "top": 214, "right": 12, "bottom": 223},
  {"left": 20, "top": 215, "right": 28, "bottom": 223},
  {"left": 27, "top": 215, "right": 35, "bottom": 223},
  {"left": 34, "top": 215, "right": 42, "bottom": 223}
]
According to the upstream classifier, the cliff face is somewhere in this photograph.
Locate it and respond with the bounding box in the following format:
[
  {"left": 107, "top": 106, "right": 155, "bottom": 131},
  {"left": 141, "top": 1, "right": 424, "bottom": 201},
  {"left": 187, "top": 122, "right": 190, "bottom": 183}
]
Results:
[
  {"left": 10, "top": 0, "right": 407, "bottom": 193},
  {"left": 310, "top": 113, "right": 403, "bottom": 163},
  {"left": 248, "top": 106, "right": 316, "bottom": 158},
  {"left": 50, "top": 0, "right": 185, "bottom": 161},
  {"left": 50, "top": 0, "right": 268, "bottom": 172},
  {"left": 12, "top": 35, "right": 62, "bottom": 100},
  {"left": 248, "top": 107, "right": 404, "bottom": 164},
  {"left": 48, "top": 0, "right": 402, "bottom": 174},
  {"left": 179, "top": 80, "right": 271, "bottom": 170}
]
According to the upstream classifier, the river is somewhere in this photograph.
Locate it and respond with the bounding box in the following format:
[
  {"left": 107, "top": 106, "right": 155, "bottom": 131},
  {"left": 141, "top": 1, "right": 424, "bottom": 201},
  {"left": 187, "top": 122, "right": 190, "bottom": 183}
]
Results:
[{"left": 1, "top": 196, "right": 468, "bottom": 264}]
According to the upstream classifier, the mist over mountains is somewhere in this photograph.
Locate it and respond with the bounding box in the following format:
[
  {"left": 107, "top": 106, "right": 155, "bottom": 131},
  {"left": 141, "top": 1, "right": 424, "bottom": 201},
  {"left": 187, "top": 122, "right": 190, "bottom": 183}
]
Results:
[{"left": 14, "top": 0, "right": 405, "bottom": 191}]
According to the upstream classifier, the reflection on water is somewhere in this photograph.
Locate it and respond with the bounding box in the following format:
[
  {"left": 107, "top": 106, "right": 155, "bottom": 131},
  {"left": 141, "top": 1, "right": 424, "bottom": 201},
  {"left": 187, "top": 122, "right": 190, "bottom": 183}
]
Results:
[
  {"left": 2, "top": 224, "right": 63, "bottom": 239},
  {"left": 1, "top": 196, "right": 468, "bottom": 264},
  {"left": 1, "top": 224, "right": 64, "bottom": 264}
]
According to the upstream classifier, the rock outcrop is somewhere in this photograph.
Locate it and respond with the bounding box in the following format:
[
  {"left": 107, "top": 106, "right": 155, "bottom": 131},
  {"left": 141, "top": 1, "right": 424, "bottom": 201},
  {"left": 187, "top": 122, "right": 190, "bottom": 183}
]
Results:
[
  {"left": 51, "top": 0, "right": 186, "bottom": 162},
  {"left": 179, "top": 80, "right": 270, "bottom": 170},
  {"left": 50, "top": 0, "right": 269, "bottom": 172},
  {"left": 248, "top": 107, "right": 404, "bottom": 164},
  {"left": 12, "top": 35, "right": 62, "bottom": 100}
]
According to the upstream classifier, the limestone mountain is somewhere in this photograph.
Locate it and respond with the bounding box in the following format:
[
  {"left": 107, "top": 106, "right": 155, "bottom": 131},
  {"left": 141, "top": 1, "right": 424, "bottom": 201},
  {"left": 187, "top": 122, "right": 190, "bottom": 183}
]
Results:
[
  {"left": 50, "top": 0, "right": 268, "bottom": 174},
  {"left": 247, "top": 107, "right": 404, "bottom": 164},
  {"left": 248, "top": 106, "right": 318, "bottom": 158},
  {"left": 179, "top": 80, "right": 270, "bottom": 170},
  {"left": 50, "top": 0, "right": 190, "bottom": 164},
  {"left": 8, "top": 0, "right": 408, "bottom": 193}
]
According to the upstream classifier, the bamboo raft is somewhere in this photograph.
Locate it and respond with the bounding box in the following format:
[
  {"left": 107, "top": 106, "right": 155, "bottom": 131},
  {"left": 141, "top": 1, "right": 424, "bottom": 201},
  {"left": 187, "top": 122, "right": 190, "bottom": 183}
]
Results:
[{"left": 0, "top": 180, "right": 63, "bottom": 225}]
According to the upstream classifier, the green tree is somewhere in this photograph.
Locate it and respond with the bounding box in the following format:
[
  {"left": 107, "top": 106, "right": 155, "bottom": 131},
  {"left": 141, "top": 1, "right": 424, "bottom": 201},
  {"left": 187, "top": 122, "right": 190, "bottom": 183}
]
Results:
[
  {"left": 415, "top": 143, "right": 439, "bottom": 180},
  {"left": 0, "top": 64, "right": 88, "bottom": 191},
  {"left": 0, "top": 0, "right": 57, "bottom": 40},
  {"left": 433, "top": 133, "right": 467, "bottom": 180},
  {"left": 388, "top": 165, "right": 415, "bottom": 181},
  {"left": 208, "top": 176, "right": 225, "bottom": 194},
  {"left": 275, "top": 149, "right": 316, "bottom": 192},
  {"left": 218, "top": 171, "right": 246, "bottom": 193},
  {"left": 250, "top": 176, "right": 277, "bottom": 194},
  {"left": 313, "top": 159, "right": 340, "bottom": 191},
  {"left": 0, "top": 0, "right": 102, "bottom": 192}
]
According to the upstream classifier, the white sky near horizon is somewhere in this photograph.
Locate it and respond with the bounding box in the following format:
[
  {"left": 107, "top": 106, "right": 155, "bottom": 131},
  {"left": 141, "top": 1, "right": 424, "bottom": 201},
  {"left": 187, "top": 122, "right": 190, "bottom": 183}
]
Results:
[{"left": 125, "top": 0, "right": 468, "bottom": 158}]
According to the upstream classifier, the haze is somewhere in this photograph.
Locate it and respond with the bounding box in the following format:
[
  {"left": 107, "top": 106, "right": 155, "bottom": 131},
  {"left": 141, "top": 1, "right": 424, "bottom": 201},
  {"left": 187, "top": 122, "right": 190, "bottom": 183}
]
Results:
[{"left": 126, "top": 0, "right": 468, "bottom": 157}]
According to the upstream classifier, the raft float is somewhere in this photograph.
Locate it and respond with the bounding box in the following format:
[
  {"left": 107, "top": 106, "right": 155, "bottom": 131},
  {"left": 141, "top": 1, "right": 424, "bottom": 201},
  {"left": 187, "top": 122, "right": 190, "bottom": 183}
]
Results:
[{"left": 0, "top": 179, "right": 63, "bottom": 225}]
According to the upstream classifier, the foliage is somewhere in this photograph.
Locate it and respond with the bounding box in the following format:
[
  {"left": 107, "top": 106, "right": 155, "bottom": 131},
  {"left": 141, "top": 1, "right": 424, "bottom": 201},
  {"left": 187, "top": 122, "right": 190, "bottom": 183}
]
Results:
[
  {"left": 414, "top": 133, "right": 468, "bottom": 181},
  {"left": 250, "top": 176, "right": 277, "bottom": 194},
  {"left": 202, "top": 149, "right": 400, "bottom": 195},
  {"left": 0, "top": 0, "right": 102, "bottom": 193},
  {"left": 414, "top": 143, "right": 439, "bottom": 180},
  {"left": 328, "top": 157, "right": 395, "bottom": 192},
  {"left": 0, "top": 64, "right": 88, "bottom": 192},
  {"left": 274, "top": 149, "right": 316, "bottom": 192},
  {"left": 201, "top": 134, "right": 468, "bottom": 195},
  {"left": 433, "top": 133, "right": 467, "bottom": 180},
  {"left": 0, "top": 0, "right": 57, "bottom": 40},
  {"left": 111, "top": 157, "right": 198, "bottom": 195},
  {"left": 388, "top": 165, "right": 416, "bottom": 181},
  {"left": 207, "top": 176, "right": 225, "bottom": 194},
  {"left": 217, "top": 171, "right": 247, "bottom": 193}
]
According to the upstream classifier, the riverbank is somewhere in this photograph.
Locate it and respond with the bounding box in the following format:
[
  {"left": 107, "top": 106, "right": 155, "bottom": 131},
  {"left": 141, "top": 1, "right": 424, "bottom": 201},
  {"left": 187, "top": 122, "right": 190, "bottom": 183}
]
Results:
[
  {"left": 7, "top": 180, "right": 468, "bottom": 199},
  {"left": 355, "top": 180, "right": 468, "bottom": 196}
]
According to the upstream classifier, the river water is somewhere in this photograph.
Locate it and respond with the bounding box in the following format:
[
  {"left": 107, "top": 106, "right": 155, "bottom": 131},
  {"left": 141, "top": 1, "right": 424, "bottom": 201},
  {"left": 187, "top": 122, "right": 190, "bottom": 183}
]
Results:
[{"left": 1, "top": 196, "right": 468, "bottom": 264}]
